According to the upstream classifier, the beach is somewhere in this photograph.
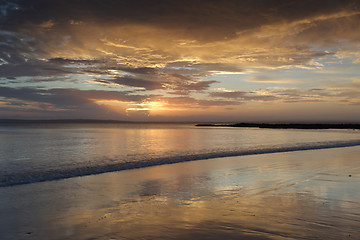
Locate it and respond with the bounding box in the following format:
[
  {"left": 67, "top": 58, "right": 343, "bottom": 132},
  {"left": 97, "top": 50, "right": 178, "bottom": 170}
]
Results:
[
  {"left": 1, "top": 146, "right": 360, "bottom": 240},
  {"left": 2, "top": 1, "right": 360, "bottom": 239}
]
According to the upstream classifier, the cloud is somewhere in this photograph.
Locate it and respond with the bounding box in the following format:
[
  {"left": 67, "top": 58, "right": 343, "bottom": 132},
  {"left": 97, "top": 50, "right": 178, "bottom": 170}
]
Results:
[
  {"left": 0, "top": 0, "right": 358, "bottom": 80},
  {"left": 0, "top": 86, "right": 150, "bottom": 111},
  {"left": 161, "top": 96, "right": 241, "bottom": 108},
  {"left": 47, "top": 58, "right": 103, "bottom": 65},
  {"left": 2, "top": 1, "right": 358, "bottom": 60},
  {"left": 0, "top": 61, "right": 74, "bottom": 78},
  {"left": 3, "top": 1, "right": 358, "bottom": 39},
  {"left": 209, "top": 91, "right": 278, "bottom": 102},
  {"left": 249, "top": 76, "right": 300, "bottom": 84},
  {"left": 259, "top": 87, "right": 360, "bottom": 105},
  {"left": 97, "top": 69, "right": 219, "bottom": 92},
  {"left": 207, "top": 83, "right": 360, "bottom": 105},
  {"left": 102, "top": 76, "right": 163, "bottom": 90},
  {"left": 1, "top": 0, "right": 360, "bottom": 120},
  {"left": 293, "top": 13, "right": 360, "bottom": 46},
  {"left": 209, "top": 91, "right": 247, "bottom": 99}
]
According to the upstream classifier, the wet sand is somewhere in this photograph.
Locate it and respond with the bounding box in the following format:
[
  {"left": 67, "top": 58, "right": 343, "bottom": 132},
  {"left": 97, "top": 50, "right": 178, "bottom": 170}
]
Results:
[{"left": 1, "top": 146, "right": 360, "bottom": 240}]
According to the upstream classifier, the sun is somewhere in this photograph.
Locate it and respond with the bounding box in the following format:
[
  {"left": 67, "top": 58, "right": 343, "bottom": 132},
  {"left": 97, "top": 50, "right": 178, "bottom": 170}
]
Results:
[
  {"left": 93, "top": 99, "right": 171, "bottom": 117},
  {"left": 126, "top": 101, "right": 166, "bottom": 113}
]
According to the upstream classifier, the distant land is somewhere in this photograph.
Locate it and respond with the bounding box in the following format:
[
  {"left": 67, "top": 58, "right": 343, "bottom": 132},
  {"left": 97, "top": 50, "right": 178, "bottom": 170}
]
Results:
[
  {"left": 196, "top": 123, "right": 360, "bottom": 129},
  {"left": 0, "top": 119, "right": 129, "bottom": 124},
  {"left": 1, "top": 120, "right": 360, "bottom": 129},
  {"left": 0, "top": 119, "right": 192, "bottom": 124}
]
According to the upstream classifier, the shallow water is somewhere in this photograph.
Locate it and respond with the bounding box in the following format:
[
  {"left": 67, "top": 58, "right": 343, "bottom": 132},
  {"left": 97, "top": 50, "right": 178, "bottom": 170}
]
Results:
[
  {"left": 1, "top": 146, "right": 360, "bottom": 240},
  {"left": 1, "top": 123, "right": 360, "bottom": 186}
]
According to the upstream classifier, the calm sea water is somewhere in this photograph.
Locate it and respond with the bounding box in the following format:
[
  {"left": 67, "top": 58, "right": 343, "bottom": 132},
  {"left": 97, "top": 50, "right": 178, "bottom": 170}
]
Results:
[{"left": 1, "top": 123, "right": 360, "bottom": 186}]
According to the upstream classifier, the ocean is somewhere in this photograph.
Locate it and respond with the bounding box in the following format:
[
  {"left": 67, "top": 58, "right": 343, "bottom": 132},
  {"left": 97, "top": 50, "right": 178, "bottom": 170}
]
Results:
[{"left": 1, "top": 123, "right": 360, "bottom": 187}]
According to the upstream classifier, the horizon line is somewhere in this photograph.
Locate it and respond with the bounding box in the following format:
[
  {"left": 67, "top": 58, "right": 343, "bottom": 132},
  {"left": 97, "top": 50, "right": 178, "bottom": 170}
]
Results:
[{"left": 1, "top": 118, "right": 360, "bottom": 125}]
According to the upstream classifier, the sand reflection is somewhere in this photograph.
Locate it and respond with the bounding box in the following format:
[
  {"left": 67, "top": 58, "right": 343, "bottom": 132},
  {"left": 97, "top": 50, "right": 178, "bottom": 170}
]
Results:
[{"left": 1, "top": 147, "right": 360, "bottom": 240}]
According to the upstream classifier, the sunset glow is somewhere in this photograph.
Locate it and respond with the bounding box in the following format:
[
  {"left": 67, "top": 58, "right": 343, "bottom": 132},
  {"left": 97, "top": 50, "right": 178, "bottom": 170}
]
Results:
[{"left": 1, "top": 0, "right": 360, "bottom": 122}]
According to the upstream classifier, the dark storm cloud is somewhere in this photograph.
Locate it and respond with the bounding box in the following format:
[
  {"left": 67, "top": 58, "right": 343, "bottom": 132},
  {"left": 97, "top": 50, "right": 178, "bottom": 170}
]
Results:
[
  {"left": 0, "top": 86, "right": 149, "bottom": 109},
  {"left": 0, "top": 55, "right": 149, "bottom": 80},
  {"left": 100, "top": 75, "right": 218, "bottom": 92},
  {"left": 0, "top": 30, "right": 103, "bottom": 78},
  {"left": 47, "top": 58, "right": 104, "bottom": 65},
  {"left": 1, "top": 0, "right": 358, "bottom": 76},
  {"left": 113, "top": 67, "right": 159, "bottom": 75},
  {"left": 0, "top": 30, "right": 35, "bottom": 64},
  {"left": 103, "top": 76, "right": 164, "bottom": 90},
  {"left": 171, "top": 80, "right": 218, "bottom": 91},
  {"left": 92, "top": 62, "right": 221, "bottom": 92},
  {"left": 2, "top": 0, "right": 358, "bottom": 40},
  {"left": 0, "top": 61, "right": 73, "bottom": 78},
  {"left": 295, "top": 13, "right": 360, "bottom": 44}
]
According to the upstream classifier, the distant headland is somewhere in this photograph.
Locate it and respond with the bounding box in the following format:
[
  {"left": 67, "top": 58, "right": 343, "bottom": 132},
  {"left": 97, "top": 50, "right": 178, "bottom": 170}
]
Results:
[{"left": 195, "top": 123, "right": 360, "bottom": 130}]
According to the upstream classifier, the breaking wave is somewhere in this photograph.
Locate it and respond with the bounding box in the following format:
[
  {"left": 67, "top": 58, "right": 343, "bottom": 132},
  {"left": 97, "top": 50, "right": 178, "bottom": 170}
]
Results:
[{"left": 2, "top": 139, "right": 360, "bottom": 187}]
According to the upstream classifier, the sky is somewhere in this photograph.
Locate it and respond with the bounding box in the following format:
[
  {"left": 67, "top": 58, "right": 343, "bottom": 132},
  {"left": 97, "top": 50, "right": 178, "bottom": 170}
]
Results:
[{"left": 1, "top": 0, "right": 360, "bottom": 122}]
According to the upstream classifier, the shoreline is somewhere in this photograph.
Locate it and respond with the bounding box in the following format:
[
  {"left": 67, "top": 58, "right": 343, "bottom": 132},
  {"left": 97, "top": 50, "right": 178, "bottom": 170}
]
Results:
[
  {"left": 1, "top": 146, "right": 360, "bottom": 239},
  {"left": 2, "top": 139, "right": 360, "bottom": 187}
]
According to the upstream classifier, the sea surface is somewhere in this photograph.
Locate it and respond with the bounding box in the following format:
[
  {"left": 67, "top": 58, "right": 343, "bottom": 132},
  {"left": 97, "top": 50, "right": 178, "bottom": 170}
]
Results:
[{"left": 1, "top": 123, "right": 360, "bottom": 187}]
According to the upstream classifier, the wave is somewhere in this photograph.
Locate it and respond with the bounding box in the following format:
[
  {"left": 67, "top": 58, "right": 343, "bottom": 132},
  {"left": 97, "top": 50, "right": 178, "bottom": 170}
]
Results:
[{"left": 2, "top": 140, "right": 360, "bottom": 187}]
